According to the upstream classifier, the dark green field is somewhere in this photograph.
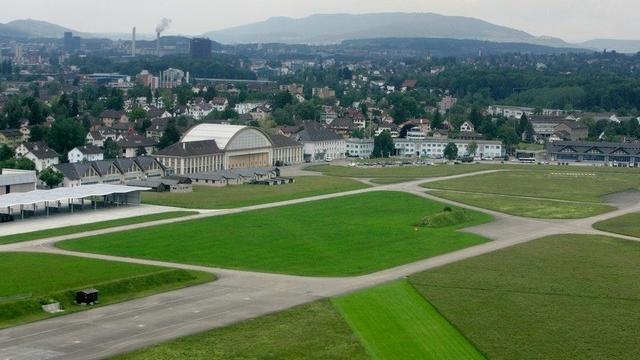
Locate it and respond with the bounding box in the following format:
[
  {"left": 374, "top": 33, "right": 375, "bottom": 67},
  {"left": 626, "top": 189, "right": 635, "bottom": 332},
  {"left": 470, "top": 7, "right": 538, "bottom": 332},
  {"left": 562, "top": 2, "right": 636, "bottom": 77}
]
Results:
[
  {"left": 593, "top": 213, "right": 640, "bottom": 237},
  {"left": 410, "top": 235, "right": 640, "bottom": 359},
  {"left": 114, "top": 301, "right": 368, "bottom": 360},
  {"left": 59, "top": 192, "right": 491, "bottom": 276},
  {"left": 142, "top": 176, "right": 368, "bottom": 209},
  {"left": 0, "top": 252, "right": 214, "bottom": 328},
  {"left": 0, "top": 211, "right": 197, "bottom": 245}
]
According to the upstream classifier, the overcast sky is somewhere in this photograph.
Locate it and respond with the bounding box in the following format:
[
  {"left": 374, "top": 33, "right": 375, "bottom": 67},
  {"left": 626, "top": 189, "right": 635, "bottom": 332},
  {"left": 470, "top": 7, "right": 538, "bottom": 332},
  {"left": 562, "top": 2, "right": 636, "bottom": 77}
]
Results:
[{"left": 1, "top": 0, "right": 638, "bottom": 42}]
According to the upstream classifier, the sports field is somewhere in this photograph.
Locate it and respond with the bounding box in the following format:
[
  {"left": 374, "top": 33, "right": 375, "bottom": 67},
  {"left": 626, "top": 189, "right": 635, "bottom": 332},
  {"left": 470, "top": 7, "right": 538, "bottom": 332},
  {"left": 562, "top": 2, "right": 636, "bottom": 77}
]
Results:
[
  {"left": 593, "top": 213, "right": 640, "bottom": 237},
  {"left": 59, "top": 192, "right": 491, "bottom": 276},
  {"left": 410, "top": 235, "right": 640, "bottom": 359},
  {"left": 142, "top": 176, "right": 368, "bottom": 209},
  {"left": 0, "top": 252, "right": 213, "bottom": 328},
  {"left": 430, "top": 191, "right": 613, "bottom": 219},
  {"left": 0, "top": 211, "right": 197, "bottom": 245},
  {"left": 114, "top": 301, "right": 368, "bottom": 360},
  {"left": 333, "top": 281, "right": 485, "bottom": 359}
]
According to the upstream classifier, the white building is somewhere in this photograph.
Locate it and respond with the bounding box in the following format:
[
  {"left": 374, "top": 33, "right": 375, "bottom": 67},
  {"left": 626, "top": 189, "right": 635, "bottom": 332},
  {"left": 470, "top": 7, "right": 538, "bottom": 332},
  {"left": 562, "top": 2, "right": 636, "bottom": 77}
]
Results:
[
  {"left": 68, "top": 145, "right": 104, "bottom": 163},
  {"left": 395, "top": 137, "right": 503, "bottom": 159},
  {"left": 15, "top": 142, "right": 59, "bottom": 171},
  {"left": 234, "top": 102, "right": 266, "bottom": 115},
  {"left": 346, "top": 138, "right": 374, "bottom": 158},
  {"left": 294, "top": 123, "right": 346, "bottom": 162}
]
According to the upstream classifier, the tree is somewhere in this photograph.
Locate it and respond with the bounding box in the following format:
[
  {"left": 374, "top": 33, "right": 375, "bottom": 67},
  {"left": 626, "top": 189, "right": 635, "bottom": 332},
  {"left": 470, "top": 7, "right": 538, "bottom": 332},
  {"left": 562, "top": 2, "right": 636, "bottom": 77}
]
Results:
[
  {"left": 128, "top": 107, "right": 147, "bottom": 122},
  {"left": 372, "top": 131, "right": 395, "bottom": 158},
  {"left": 0, "top": 144, "right": 14, "bottom": 161},
  {"left": 158, "top": 120, "right": 181, "bottom": 149},
  {"left": 39, "top": 168, "right": 63, "bottom": 189},
  {"left": 467, "top": 141, "right": 478, "bottom": 156},
  {"left": 273, "top": 91, "right": 294, "bottom": 109},
  {"left": 443, "top": 142, "right": 459, "bottom": 161},
  {"left": 46, "top": 118, "right": 86, "bottom": 154},
  {"left": 103, "top": 138, "right": 120, "bottom": 159},
  {"left": 497, "top": 124, "right": 519, "bottom": 154}
]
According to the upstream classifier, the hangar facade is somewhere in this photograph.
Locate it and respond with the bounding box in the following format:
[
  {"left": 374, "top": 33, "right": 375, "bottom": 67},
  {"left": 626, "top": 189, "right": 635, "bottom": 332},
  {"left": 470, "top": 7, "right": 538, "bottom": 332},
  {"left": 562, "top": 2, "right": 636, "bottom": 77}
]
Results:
[{"left": 156, "top": 124, "right": 302, "bottom": 175}]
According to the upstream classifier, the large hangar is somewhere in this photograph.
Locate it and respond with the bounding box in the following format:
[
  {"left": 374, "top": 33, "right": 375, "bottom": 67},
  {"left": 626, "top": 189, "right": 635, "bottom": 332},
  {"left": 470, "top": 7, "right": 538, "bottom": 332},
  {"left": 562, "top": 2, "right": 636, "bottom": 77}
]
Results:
[
  {"left": 155, "top": 124, "right": 304, "bottom": 175},
  {"left": 181, "top": 124, "right": 274, "bottom": 169}
]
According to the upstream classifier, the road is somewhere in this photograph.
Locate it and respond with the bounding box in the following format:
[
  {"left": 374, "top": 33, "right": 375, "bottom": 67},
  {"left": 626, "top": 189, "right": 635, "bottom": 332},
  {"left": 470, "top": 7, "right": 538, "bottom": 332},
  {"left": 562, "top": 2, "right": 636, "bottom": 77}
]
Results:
[{"left": 1, "top": 170, "right": 639, "bottom": 360}]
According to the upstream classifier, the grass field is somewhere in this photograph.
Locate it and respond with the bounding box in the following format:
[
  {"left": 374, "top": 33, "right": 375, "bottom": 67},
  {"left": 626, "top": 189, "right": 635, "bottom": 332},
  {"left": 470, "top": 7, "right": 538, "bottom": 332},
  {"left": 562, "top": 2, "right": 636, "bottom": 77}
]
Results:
[
  {"left": 142, "top": 176, "right": 368, "bottom": 209},
  {"left": 307, "top": 164, "right": 498, "bottom": 183},
  {"left": 593, "top": 213, "right": 640, "bottom": 237},
  {"left": 425, "top": 169, "right": 640, "bottom": 202},
  {"left": 0, "top": 252, "right": 214, "bottom": 328},
  {"left": 0, "top": 211, "right": 197, "bottom": 245},
  {"left": 410, "top": 235, "right": 640, "bottom": 359},
  {"left": 59, "top": 192, "right": 491, "bottom": 276},
  {"left": 114, "top": 300, "right": 368, "bottom": 360},
  {"left": 333, "top": 281, "right": 485, "bottom": 360},
  {"left": 430, "top": 191, "right": 614, "bottom": 219}
]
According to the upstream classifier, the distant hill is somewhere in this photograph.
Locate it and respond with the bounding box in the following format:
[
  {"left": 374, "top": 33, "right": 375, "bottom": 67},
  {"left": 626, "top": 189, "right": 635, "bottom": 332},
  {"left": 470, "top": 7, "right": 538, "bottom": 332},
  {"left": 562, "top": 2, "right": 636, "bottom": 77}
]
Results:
[
  {"left": 578, "top": 39, "right": 640, "bottom": 53},
  {"left": 341, "top": 38, "right": 588, "bottom": 57},
  {"left": 3, "top": 19, "right": 75, "bottom": 38},
  {"left": 204, "top": 12, "right": 569, "bottom": 47},
  {"left": 0, "top": 23, "right": 30, "bottom": 38}
]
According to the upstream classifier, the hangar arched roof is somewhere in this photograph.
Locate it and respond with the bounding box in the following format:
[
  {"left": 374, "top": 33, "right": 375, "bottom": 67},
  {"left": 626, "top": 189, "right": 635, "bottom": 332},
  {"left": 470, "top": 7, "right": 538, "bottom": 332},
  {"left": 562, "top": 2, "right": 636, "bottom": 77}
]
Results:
[{"left": 181, "top": 124, "right": 273, "bottom": 151}]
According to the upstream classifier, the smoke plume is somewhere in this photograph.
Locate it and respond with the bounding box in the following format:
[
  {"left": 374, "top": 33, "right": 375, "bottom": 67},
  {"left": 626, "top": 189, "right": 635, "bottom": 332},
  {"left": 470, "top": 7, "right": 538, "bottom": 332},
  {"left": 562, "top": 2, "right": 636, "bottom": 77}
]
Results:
[{"left": 156, "top": 18, "right": 172, "bottom": 34}]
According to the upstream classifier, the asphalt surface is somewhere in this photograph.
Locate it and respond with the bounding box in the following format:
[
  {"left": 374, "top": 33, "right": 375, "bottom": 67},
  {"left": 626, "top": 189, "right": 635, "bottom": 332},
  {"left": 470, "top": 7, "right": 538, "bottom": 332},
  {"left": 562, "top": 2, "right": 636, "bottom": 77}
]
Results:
[{"left": 2, "top": 169, "right": 640, "bottom": 360}]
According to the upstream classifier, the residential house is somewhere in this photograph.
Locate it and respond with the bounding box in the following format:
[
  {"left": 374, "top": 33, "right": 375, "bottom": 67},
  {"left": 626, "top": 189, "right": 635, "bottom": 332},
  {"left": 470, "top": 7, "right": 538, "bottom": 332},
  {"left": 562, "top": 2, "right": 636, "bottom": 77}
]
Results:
[
  {"left": 401, "top": 79, "right": 418, "bottom": 92},
  {"left": 85, "top": 131, "right": 105, "bottom": 147},
  {"left": 327, "top": 118, "right": 355, "bottom": 137},
  {"left": 15, "top": 141, "right": 59, "bottom": 171},
  {"left": 210, "top": 97, "right": 229, "bottom": 112},
  {"left": 0, "top": 129, "right": 24, "bottom": 148},
  {"left": 99, "top": 110, "right": 129, "bottom": 127},
  {"left": 68, "top": 145, "right": 104, "bottom": 163},
  {"left": 312, "top": 87, "right": 336, "bottom": 99},
  {"left": 117, "top": 134, "right": 157, "bottom": 158},
  {"left": 145, "top": 118, "right": 169, "bottom": 141}
]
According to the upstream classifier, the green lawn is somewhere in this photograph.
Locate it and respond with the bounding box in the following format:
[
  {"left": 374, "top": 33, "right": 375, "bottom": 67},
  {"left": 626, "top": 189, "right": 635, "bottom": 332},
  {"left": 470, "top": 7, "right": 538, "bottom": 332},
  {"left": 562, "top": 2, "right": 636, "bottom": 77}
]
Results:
[
  {"left": 59, "top": 192, "right": 491, "bottom": 276},
  {"left": 426, "top": 169, "right": 640, "bottom": 202},
  {"left": 333, "top": 281, "right": 485, "bottom": 359},
  {"left": 593, "top": 213, "right": 640, "bottom": 237},
  {"left": 410, "top": 235, "right": 640, "bottom": 359},
  {"left": 114, "top": 301, "right": 369, "bottom": 360},
  {"left": 0, "top": 252, "right": 214, "bottom": 328},
  {"left": 308, "top": 164, "right": 498, "bottom": 182},
  {"left": 430, "top": 191, "right": 614, "bottom": 219},
  {"left": 0, "top": 211, "right": 197, "bottom": 245},
  {"left": 142, "top": 176, "right": 368, "bottom": 209}
]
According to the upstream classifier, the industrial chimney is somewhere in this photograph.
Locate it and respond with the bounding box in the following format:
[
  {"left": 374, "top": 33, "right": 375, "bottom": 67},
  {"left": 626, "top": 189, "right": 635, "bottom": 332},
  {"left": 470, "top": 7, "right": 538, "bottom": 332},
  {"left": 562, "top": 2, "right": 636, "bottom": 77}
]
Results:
[
  {"left": 132, "top": 27, "right": 136, "bottom": 57},
  {"left": 156, "top": 31, "right": 160, "bottom": 57}
]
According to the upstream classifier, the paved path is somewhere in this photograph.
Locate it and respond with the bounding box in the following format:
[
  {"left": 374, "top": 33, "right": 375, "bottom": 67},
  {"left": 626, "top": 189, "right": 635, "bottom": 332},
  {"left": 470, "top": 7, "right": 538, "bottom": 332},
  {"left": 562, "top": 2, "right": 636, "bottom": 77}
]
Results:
[{"left": 1, "top": 169, "right": 639, "bottom": 360}]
